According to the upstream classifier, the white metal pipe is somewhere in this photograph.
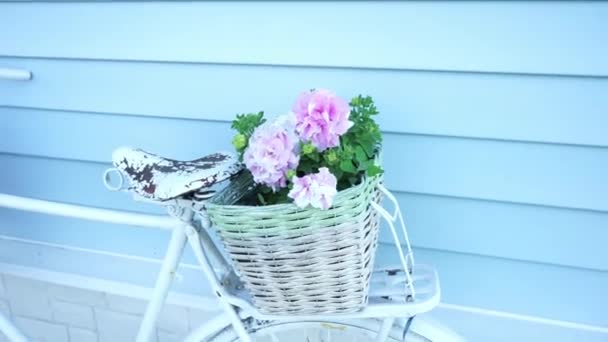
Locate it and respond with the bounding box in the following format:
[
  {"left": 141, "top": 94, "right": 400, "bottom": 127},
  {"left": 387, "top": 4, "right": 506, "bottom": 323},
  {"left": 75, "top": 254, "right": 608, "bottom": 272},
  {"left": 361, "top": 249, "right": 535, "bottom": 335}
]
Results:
[
  {"left": 0, "top": 312, "right": 28, "bottom": 342},
  {"left": 0, "top": 193, "right": 178, "bottom": 230},
  {"left": 196, "top": 224, "right": 231, "bottom": 278},
  {"left": 374, "top": 317, "right": 395, "bottom": 342},
  {"left": 136, "top": 224, "right": 188, "bottom": 342},
  {"left": 377, "top": 185, "right": 415, "bottom": 267},
  {"left": 372, "top": 202, "right": 416, "bottom": 299},
  {"left": 0, "top": 67, "right": 32, "bottom": 81},
  {"left": 185, "top": 226, "right": 252, "bottom": 342}
]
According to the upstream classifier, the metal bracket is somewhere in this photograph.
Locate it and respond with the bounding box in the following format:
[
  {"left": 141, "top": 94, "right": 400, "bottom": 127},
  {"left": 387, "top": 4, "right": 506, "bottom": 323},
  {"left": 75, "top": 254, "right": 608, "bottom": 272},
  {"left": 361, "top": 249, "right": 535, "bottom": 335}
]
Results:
[{"left": 0, "top": 67, "right": 32, "bottom": 81}]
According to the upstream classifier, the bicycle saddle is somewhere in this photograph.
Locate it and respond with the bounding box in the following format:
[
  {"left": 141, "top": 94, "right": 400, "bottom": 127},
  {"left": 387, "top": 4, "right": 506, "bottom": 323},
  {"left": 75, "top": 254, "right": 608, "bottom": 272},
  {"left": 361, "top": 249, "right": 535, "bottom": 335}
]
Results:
[{"left": 111, "top": 146, "right": 242, "bottom": 201}]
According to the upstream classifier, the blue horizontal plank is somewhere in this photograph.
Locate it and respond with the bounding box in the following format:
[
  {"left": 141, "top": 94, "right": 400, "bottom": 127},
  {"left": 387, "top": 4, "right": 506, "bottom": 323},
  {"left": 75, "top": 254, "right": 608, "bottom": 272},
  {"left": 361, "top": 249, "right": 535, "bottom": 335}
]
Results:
[
  {"left": 0, "top": 210, "right": 169, "bottom": 261},
  {"left": 0, "top": 153, "right": 607, "bottom": 271},
  {"left": 0, "top": 109, "right": 234, "bottom": 162},
  {"left": 381, "top": 134, "right": 608, "bottom": 212},
  {"left": 1, "top": 58, "right": 607, "bottom": 146},
  {"left": 0, "top": 109, "right": 606, "bottom": 211},
  {"left": 0, "top": 156, "right": 159, "bottom": 215},
  {"left": 0, "top": 236, "right": 211, "bottom": 297},
  {"left": 378, "top": 246, "right": 608, "bottom": 327},
  {"left": 0, "top": 2, "right": 607, "bottom": 76},
  {"left": 379, "top": 193, "right": 608, "bottom": 272}
]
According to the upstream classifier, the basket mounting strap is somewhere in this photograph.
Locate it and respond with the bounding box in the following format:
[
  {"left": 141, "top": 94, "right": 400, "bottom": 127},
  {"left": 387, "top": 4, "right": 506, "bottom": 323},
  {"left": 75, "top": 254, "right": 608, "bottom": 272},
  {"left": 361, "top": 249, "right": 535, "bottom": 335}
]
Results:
[
  {"left": 372, "top": 184, "right": 416, "bottom": 300},
  {"left": 376, "top": 184, "right": 415, "bottom": 268}
]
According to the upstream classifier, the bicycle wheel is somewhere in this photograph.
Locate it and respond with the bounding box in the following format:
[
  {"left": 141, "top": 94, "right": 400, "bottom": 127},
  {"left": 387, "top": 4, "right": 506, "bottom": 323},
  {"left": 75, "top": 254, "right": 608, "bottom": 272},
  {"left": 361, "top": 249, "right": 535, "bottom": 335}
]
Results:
[{"left": 207, "top": 318, "right": 429, "bottom": 342}]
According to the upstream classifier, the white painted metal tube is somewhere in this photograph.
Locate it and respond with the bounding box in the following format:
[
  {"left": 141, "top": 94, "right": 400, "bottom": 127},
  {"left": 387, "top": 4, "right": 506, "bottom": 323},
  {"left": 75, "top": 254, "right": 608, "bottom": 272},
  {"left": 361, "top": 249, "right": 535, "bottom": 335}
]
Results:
[
  {"left": 0, "top": 67, "right": 32, "bottom": 81},
  {"left": 372, "top": 202, "right": 416, "bottom": 299},
  {"left": 374, "top": 317, "right": 396, "bottom": 342},
  {"left": 0, "top": 194, "right": 178, "bottom": 230},
  {"left": 136, "top": 224, "right": 188, "bottom": 342},
  {"left": 196, "top": 226, "right": 231, "bottom": 279},
  {"left": 0, "top": 312, "right": 28, "bottom": 342},
  {"left": 377, "top": 184, "right": 416, "bottom": 267},
  {"left": 185, "top": 226, "right": 252, "bottom": 342}
]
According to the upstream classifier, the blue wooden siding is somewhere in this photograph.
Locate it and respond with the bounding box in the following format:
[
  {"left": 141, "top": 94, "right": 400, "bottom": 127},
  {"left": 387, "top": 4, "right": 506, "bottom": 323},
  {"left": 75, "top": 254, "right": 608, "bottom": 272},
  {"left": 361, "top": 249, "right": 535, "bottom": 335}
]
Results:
[
  {"left": 1, "top": 1, "right": 607, "bottom": 340},
  {"left": 1, "top": 2, "right": 607, "bottom": 76}
]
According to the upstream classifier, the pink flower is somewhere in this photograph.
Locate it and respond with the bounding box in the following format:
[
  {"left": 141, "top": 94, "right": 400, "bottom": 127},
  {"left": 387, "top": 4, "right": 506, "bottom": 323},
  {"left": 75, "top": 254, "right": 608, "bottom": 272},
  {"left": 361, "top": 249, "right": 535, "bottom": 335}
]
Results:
[
  {"left": 288, "top": 174, "right": 315, "bottom": 208},
  {"left": 292, "top": 89, "right": 353, "bottom": 151},
  {"left": 244, "top": 114, "right": 299, "bottom": 190},
  {"left": 288, "top": 167, "right": 338, "bottom": 210}
]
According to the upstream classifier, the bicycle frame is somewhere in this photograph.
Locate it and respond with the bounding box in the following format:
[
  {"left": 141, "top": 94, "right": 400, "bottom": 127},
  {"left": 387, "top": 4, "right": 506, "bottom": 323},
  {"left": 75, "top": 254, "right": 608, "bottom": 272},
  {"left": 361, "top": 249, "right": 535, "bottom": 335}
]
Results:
[
  {"left": 0, "top": 182, "right": 436, "bottom": 342},
  {"left": 0, "top": 192, "right": 242, "bottom": 342}
]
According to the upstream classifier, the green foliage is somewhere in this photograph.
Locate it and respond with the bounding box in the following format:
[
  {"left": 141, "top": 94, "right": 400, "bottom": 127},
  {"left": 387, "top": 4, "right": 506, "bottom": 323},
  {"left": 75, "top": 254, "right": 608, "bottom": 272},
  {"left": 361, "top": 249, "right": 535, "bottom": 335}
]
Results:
[
  {"left": 324, "top": 95, "right": 384, "bottom": 190},
  {"left": 301, "top": 142, "right": 316, "bottom": 155},
  {"left": 231, "top": 111, "right": 266, "bottom": 157},
  {"left": 230, "top": 95, "right": 383, "bottom": 205}
]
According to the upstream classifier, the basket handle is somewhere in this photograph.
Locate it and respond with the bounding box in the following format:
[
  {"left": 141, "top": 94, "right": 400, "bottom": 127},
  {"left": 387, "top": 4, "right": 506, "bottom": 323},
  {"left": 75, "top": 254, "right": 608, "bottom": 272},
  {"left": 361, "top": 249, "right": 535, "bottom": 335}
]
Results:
[{"left": 371, "top": 184, "right": 416, "bottom": 299}]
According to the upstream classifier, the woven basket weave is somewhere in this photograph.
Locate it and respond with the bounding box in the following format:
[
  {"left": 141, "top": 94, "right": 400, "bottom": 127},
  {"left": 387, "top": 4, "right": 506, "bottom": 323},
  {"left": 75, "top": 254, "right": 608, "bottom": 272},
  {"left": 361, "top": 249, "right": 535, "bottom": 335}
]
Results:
[{"left": 206, "top": 172, "right": 382, "bottom": 315}]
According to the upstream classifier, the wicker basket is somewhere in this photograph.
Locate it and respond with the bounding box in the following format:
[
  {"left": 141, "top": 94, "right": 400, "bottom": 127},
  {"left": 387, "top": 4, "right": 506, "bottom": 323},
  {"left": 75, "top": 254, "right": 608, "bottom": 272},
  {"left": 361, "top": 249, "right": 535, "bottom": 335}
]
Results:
[{"left": 206, "top": 171, "right": 382, "bottom": 315}]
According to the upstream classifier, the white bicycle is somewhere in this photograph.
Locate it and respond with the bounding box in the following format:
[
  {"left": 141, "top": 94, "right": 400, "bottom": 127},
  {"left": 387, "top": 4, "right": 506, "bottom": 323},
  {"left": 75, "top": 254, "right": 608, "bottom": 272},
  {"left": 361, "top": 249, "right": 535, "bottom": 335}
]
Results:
[{"left": 0, "top": 147, "right": 463, "bottom": 342}]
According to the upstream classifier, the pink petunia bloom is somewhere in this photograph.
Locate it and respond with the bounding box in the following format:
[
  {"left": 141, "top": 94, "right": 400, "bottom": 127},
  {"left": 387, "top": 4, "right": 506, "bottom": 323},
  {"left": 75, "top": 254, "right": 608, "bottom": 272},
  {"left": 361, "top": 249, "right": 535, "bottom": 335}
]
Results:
[
  {"left": 244, "top": 114, "right": 300, "bottom": 191},
  {"left": 287, "top": 174, "right": 315, "bottom": 208},
  {"left": 288, "top": 167, "right": 338, "bottom": 210},
  {"left": 292, "top": 89, "right": 353, "bottom": 151}
]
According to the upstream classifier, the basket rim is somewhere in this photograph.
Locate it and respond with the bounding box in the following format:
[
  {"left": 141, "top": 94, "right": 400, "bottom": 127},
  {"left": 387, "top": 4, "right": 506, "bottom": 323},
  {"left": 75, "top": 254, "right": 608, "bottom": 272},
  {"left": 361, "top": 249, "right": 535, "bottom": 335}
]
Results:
[{"left": 206, "top": 172, "right": 380, "bottom": 212}]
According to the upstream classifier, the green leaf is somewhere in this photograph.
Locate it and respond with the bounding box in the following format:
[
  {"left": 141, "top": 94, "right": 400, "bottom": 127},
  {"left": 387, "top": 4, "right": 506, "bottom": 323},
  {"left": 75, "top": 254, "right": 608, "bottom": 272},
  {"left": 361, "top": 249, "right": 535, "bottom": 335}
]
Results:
[
  {"left": 298, "top": 160, "right": 313, "bottom": 174},
  {"left": 359, "top": 139, "right": 375, "bottom": 157},
  {"left": 333, "top": 169, "right": 344, "bottom": 180},
  {"left": 257, "top": 193, "right": 267, "bottom": 205},
  {"left": 340, "top": 160, "right": 356, "bottom": 173},
  {"left": 231, "top": 111, "right": 266, "bottom": 137},
  {"left": 367, "top": 164, "right": 384, "bottom": 177},
  {"left": 357, "top": 158, "right": 371, "bottom": 171},
  {"left": 341, "top": 134, "right": 352, "bottom": 146},
  {"left": 355, "top": 145, "right": 367, "bottom": 161},
  {"left": 323, "top": 148, "right": 340, "bottom": 165}
]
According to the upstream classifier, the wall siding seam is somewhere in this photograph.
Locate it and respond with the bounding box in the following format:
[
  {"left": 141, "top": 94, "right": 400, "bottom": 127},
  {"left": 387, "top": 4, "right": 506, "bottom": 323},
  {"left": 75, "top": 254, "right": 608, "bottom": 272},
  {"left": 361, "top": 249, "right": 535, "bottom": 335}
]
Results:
[
  {"left": 4, "top": 104, "right": 608, "bottom": 150},
  {"left": 0, "top": 54, "right": 607, "bottom": 79}
]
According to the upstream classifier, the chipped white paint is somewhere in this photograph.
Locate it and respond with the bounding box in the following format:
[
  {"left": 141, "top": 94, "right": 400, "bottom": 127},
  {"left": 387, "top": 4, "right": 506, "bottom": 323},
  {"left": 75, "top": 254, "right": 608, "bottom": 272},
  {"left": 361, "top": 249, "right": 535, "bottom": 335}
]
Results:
[{"left": 110, "top": 146, "right": 242, "bottom": 201}]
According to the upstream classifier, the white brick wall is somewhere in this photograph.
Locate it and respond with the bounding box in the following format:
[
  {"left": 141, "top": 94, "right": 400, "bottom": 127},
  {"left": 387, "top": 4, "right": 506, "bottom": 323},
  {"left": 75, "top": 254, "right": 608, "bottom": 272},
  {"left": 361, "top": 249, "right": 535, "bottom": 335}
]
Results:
[
  {"left": 14, "top": 316, "right": 69, "bottom": 342},
  {"left": 48, "top": 284, "right": 106, "bottom": 307},
  {"left": 105, "top": 295, "right": 147, "bottom": 315},
  {"left": 0, "top": 274, "right": 221, "bottom": 342},
  {"left": 68, "top": 328, "right": 97, "bottom": 342},
  {"left": 156, "top": 305, "right": 189, "bottom": 335},
  {"left": 95, "top": 309, "right": 143, "bottom": 342},
  {"left": 4, "top": 275, "right": 54, "bottom": 320},
  {"left": 51, "top": 301, "right": 95, "bottom": 330}
]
